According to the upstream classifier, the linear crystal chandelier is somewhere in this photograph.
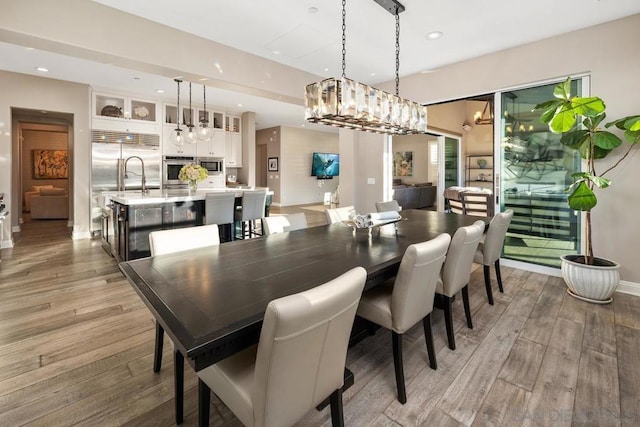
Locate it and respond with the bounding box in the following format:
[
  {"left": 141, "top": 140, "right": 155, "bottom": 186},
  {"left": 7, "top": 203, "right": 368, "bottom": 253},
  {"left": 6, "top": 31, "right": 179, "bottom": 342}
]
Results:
[{"left": 305, "top": 0, "right": 427, "bottom": 135}]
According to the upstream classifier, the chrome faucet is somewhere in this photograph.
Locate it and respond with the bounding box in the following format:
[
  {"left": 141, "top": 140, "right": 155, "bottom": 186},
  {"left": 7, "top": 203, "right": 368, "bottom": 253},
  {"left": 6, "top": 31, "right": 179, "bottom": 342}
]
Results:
[{"left": 124, "top": 156, "right": 148, "bottom": 193}]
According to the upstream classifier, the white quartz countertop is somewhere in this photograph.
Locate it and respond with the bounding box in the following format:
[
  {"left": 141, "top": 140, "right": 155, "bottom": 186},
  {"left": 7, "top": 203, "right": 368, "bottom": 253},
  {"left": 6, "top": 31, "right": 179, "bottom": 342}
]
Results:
[{"left": 102, "top": 188, "right": 271, "bottom": 206}]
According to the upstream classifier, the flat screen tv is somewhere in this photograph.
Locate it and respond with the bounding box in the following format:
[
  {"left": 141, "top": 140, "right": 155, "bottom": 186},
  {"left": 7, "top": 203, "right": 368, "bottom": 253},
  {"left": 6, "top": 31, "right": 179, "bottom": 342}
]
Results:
[{"left": 311, "top": 152, "right": 339, "bottom": 179}]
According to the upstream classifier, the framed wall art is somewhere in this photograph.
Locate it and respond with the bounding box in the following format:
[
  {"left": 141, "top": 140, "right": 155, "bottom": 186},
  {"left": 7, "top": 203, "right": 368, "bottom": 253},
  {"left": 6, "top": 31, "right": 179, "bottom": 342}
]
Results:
[
  {"left": 393, "top": 151, "right": 413, "bottom": 177},
  {"left": 33, "top": 149, "right": 68, "bottom": 179},
  {"left": 268, "top": 157, "right": 279, "bottom": 172}
]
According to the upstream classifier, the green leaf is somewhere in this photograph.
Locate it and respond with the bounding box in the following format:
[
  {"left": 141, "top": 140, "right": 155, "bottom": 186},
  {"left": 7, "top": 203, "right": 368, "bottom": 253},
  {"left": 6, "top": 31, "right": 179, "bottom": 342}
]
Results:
[
  {"left": 587, "top": 112, "right": 606, "bottom": 128},
  {"left": 567, "top": 181, "right": 597, "bottom": 211},
  {"left": 578, "top": 143, "right": 612, "bottom": 160},
  {"left": 571, "top": 97, "right": 605, "bottom": 117},
  {"left": 570, "top": 172, "right": 590, "bottom": 180},
  {"left": 550, "top": 108, "right": 577, "bottom": 132},
  {"left": 625, "top": 116, "right": 640, "bottom": 131},
  {"left": 560, "top": 130, "right": 589, "bottom": 149},
  {"left": 533, "top": 99, "right": 563, "bottom": 112},
  {"left": 553, "top": 78, "right": 572, "bottom": 100},
  {"left": 624, "top": 130, "right": 640, "bottom": 144},
  {"left": 590, "top": 176, "right": 611, "bottom": 189},
  {"left": 592, "top": 131, "right": 622, "bottom": 150}
]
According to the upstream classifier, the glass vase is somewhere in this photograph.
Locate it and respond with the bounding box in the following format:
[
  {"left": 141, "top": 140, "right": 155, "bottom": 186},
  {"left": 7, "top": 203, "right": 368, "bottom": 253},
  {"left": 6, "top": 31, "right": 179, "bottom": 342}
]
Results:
[{"left": 189, "top": 180, "right": 198, "bottom": 191}]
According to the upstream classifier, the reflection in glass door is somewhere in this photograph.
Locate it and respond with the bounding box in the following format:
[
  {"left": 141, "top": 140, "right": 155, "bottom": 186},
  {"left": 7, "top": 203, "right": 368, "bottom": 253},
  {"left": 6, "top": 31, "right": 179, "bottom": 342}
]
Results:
[
  {"left": 443, "top": 136, "right": 459, "bottom": 189},
  {"left": 500, "top": 80, "right": 582, "bottom": 267}
]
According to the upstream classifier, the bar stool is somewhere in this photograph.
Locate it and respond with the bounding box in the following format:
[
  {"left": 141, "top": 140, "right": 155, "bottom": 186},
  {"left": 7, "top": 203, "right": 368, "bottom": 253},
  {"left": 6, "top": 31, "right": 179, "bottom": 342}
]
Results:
[
  {"left": 205, "top": 192, "right": 237, "bottom": 242},
  {"left": 235, "top": 190, "right": 267, "bottom": 239}
]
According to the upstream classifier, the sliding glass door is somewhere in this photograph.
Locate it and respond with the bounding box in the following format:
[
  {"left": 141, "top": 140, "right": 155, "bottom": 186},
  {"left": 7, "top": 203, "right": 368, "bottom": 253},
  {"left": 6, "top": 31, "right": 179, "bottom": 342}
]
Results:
[{"left": 499, "top": 80, "right": 583, "bottom": 267}]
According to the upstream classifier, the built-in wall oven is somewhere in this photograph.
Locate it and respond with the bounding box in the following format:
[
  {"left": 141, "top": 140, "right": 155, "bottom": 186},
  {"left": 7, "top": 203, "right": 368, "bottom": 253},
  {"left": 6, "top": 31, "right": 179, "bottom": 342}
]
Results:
[{"left": 163, "top": 155, "right": 196, "bottom": 188}]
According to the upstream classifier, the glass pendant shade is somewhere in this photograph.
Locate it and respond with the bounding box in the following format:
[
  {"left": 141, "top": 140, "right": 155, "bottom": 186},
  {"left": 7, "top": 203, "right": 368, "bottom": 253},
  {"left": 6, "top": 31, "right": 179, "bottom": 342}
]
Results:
[
  {"left": 305, "top": 78, "right": 427, "bottom": 134},
  {"left": 196, "top": 122, "right": 213, "bottom": 142},
  {"left": 184, "top": 127, "right": 197, "bottom": 144},
  {"left": 171, "top": 128, "right": 185, "bottom": 147}
]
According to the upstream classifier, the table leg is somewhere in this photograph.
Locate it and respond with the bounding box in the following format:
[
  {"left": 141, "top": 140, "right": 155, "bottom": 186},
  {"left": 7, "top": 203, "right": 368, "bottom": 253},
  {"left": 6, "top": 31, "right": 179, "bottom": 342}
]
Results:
[
  {"left": 174, "top": 350, "right": 184, "bottom": 425},
  {"left": 198, "top": 379, "right": 211, "bottom": 427}
]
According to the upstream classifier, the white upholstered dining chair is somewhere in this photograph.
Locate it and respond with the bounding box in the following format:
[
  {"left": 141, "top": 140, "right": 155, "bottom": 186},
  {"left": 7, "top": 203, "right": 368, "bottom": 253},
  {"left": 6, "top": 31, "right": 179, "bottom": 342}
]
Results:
[
  {"left": 148, "top": 224, "right": 220, "bottom": 424},
  {"left": 375, "top": 200, "right": 401, "bottom": 213},
  {"left": 474, "top": 210, "right": 514, "bottom": 305},
  {"left": 325, "top": 205, "right": 355, "bottom": 224},
  {"left": 197, "top": 266, "right": 367, "bottom": 427},
  {"left": 356, "top": 233, "right": 451, "bottom": 404},
  {"left": 436, "top": 220, "right": 485, "bottom": 351},
  {"left": 262, "top": 212, "right": 308, "bottom": 235}
]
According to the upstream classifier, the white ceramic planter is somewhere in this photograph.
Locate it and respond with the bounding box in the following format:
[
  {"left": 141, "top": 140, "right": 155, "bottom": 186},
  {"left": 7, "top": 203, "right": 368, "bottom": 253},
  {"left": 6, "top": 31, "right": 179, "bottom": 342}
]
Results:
[{"left": 560, "top": 254, "right": 620, "bottom": 304}]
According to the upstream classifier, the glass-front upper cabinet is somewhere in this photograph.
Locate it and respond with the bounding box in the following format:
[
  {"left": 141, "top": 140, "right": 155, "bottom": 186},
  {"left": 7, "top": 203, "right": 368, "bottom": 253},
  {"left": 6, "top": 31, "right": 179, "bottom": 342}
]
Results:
[{"left": 93, "top": 93, "right": 159, "bottom": 123}]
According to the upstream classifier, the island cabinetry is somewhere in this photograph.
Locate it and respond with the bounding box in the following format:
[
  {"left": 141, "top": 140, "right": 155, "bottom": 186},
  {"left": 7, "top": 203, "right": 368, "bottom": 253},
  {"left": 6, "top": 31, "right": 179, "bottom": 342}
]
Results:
[{"left": 113, "top": 200, "right": 204, "bottom": 261}]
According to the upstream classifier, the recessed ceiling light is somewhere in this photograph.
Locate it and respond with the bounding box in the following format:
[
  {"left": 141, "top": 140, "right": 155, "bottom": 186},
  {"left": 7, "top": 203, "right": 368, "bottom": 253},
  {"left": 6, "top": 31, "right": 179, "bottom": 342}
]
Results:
[
  {"left": 370, "top": 72, "right": 376, "bottom": 76},
  {"left": 199, "top": 78, "right": 208, "bottom": 81},
  {"left": 324, "top": 68, "right": 329, "bottom": 72},
  {"left": 308, "top": 6, "right": 318, "bottom": 14},
  {"left": 214, "top": 63, "right": 223, "bottom": 74},
  {"left": 173, "top": 75, "right": 184, "bottom": 80},
  {"left": 426, "top": 31, "right": 443, "bottom": 40},
  {"left": 272, "top": 50, "right": 280, "bottom": 55},
  {"left": 237, "top": 104, "right": 243, "bottom": 107},
  {"left": 25, "top": 47, "right": 35, "bottom": 51},
  {"left": 40, "top": 110, "right": 48, "bottom": 114},
  {"left": 35, "top": 67, "right": 48, "bottom": 72},
  {"left": 155, "top": 89, "right": 165, "bottom": 93}
]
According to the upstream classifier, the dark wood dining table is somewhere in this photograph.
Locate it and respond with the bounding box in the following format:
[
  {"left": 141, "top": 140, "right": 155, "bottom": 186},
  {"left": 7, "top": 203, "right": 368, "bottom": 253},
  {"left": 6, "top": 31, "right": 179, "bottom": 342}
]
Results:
[{"left": 119, "top": 209, "right": 488, "bottom": 423}]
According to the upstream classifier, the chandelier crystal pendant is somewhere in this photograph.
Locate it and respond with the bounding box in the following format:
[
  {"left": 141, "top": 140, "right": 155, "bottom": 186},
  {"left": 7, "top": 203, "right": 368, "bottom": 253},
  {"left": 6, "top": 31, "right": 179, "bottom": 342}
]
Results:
[
  {"left": 170, "top": 79, "right": 185, "bottom": 147},
  {"left": 196, "top": 84, "right": 213, "bottom": 142},
  {"left": 304, "top": 0, "right": 426, "bottom": 135},
  {"left": 184, "top": 82, "right": 197, "bottom": 144}
]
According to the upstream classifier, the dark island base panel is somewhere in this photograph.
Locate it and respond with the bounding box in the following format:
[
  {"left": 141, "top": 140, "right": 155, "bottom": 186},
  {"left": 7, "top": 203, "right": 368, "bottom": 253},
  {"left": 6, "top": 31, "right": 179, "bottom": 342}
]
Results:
[{"left": 113, "top": 200, "right": 205, "bottom": 261}]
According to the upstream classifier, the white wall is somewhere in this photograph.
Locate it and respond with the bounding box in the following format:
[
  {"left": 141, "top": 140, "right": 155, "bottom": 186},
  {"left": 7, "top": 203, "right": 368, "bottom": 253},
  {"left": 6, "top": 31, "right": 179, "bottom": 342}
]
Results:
[
  {"left": 0, "top": 71, "right": 91, "bottom": 246},
  {"left": 279, "top": 127, "right": 339, "bottom": 206}
]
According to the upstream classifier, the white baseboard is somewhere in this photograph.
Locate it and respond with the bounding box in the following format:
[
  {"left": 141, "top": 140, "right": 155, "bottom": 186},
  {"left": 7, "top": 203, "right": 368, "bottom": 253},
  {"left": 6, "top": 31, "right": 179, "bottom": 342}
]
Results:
[
  {"left": 12, "top": 225, "right": 21, "bottom": 233},
  {"left": 1, "top": 239, "right": 13, "bottom": 249},
  {"left": 72, "top": 230, "right": 91, "bottom": 240},
  {"left": 616, "top": 280, "right": 640, "bottom": 297},
  {"left": 500, "top": 258, "right": 640, "bottom": 297}
]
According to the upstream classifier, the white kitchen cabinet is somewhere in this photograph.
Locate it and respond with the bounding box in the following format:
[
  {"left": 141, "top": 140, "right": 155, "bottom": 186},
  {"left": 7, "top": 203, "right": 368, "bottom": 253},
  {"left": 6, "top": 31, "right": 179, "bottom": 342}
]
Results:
[
  {"left": 162, "top": 126, "right": 196, "bottom": 157},
  {"left": 196, "top": 131, "right": 226, "bottom": 158},
  {"left": 94, "top": 92, "right": 159, "bottom": 124},
  {"left": 225, "top": 115, "right": 242, "bottom": 167}
]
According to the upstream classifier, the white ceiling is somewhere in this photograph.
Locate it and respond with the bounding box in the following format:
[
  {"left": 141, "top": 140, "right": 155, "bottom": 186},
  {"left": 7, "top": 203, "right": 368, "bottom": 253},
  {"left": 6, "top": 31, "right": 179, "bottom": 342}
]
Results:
[{"left": 3, "top": 0, "right": 640, "bottom": 130}]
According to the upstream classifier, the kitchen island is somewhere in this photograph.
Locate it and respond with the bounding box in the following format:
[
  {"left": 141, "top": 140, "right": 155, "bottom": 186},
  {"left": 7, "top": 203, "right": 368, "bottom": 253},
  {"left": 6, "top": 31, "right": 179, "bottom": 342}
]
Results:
[{"left": 103, "top": 188, "right": 271, "bottom": 261}]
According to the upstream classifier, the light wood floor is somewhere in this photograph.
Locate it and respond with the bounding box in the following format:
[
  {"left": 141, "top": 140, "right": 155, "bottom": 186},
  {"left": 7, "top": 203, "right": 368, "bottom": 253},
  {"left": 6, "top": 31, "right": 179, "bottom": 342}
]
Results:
[{"left": 1, "top": 211, "right": 639, "bottom": 426}]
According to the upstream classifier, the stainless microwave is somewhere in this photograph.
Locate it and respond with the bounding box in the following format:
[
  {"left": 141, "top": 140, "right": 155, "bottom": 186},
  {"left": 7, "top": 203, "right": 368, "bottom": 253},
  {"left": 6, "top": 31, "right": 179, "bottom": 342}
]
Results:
[
  {"left": 163, "top": 155, "right": 196, "bottom": 186},
  {"left": 198, "top": 157, "right": 224, "bottom": 175}
]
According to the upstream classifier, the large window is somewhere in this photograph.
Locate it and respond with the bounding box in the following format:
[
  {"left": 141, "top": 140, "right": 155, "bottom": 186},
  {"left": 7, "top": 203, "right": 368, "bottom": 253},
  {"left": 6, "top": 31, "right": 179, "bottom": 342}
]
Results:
[{"left": 499, "top": 80, "right": 582, "bottom": 267}]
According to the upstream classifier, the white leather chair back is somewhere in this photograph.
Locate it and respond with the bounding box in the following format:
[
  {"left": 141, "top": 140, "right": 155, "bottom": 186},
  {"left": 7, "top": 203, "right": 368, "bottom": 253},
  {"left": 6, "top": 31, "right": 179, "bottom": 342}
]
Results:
[
  {"left": 149, "top": 224, "right": 220, "bottom": 256},
  {"left": 240, "top": 190, "right": 267, "bottom": 222},
  {"left": 477, "top": 209, "right": 513, "bottom": 265},
  {"left": 262, "top": 216, "right": 289, "bottom": 235},
  {"left": 205, "top": 192, "right": 236, "bottom": 225},
  {"left": 440, "top": 220, "right": 485, "bottom": 297},
  {"left": 253, "top": 267, "right": 366, "bottom": 427},
  {"left": 325, "top": 205, "right": 355, "bottom": 224},
  {"left": 391, "top": 233, "right": 450, "bottom": 333},
  {"left": 262, "top": 213, "right": 308, "bottom": 235},
  {"left": 375, "top": 200, "right": 401, "bottom": 213}
]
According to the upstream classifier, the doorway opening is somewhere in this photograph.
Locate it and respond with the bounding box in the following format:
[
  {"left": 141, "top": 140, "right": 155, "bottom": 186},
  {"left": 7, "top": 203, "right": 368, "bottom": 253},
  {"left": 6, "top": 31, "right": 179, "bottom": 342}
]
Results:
[{"left": 11, "top": 108, "right": 74, "bottom": 237}]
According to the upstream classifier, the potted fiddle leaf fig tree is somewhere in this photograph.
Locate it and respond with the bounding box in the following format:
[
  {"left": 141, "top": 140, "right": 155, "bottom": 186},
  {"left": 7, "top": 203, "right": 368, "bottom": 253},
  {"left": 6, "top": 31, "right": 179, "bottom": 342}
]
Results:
[{"left": 534, "top": 77, "right": 640, "bottom": 303}]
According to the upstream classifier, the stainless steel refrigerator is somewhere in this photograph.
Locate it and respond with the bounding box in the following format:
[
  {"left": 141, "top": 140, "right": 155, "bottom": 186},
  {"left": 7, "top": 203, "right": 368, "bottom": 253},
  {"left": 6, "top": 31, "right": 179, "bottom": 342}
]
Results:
[{"left": 91, "top": 129, "right": 161, "bottom": 236}]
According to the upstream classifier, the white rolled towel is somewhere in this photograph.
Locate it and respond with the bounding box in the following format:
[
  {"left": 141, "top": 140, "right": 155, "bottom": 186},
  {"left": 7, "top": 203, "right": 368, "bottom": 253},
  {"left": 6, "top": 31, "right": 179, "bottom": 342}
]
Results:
[{"left": 366, "top": 211, "right": 401, "bottom": 221}]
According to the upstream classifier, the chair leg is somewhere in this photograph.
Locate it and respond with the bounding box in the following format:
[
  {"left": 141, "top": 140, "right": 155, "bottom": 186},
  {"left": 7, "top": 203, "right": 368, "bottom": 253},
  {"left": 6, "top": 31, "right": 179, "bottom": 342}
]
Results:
[
  {"left": 495, "top": 259, "right": 504, "bottom": 293},
  {"left": 174, "top": 350, "right": 184, "bottom": 425},
  {"left": 462, "top": 285, "right": 473, "bottom": 329},
  {"left": 443, "top": 296, "right": 456, "bottom": 351},
  {"left": 392, "top": 331, "right": 407, "bottom": 404},
  {"left": 483, "top": 265, "right": 494, "bottom": 305},
  {"left": 422, "top": 313, "right": 437, "bottom": 370},
  {"left": 198, "top": 378, "right": 211, "bottom": 427},
  {"left": 153, "top": 322, "right": 164, "bottom": 373},
  {"left": 329, "top": 388, "right": 345, "bottom": 427}
]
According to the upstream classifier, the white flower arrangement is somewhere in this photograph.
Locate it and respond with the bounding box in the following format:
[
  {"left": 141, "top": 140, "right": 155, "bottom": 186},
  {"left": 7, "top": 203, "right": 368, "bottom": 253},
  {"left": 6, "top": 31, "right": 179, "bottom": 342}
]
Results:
[{"left": 178, "top": 164, "right": 208, "bottom": 189}]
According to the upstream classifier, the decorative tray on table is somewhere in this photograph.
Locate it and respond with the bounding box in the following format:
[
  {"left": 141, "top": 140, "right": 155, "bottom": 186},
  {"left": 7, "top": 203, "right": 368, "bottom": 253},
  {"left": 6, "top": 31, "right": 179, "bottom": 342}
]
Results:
[{"left": 345, "top": 212, "right": 404, "bottom": 236}]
